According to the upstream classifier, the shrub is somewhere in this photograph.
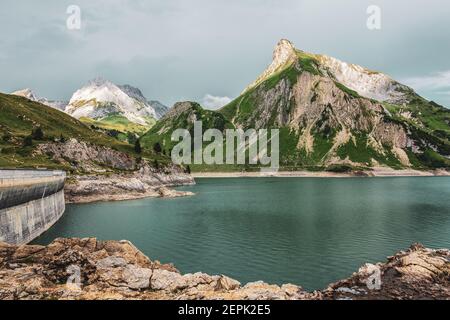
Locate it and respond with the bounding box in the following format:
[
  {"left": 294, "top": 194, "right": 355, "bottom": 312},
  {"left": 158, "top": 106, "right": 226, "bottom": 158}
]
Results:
[
  {"left": 325, "top": 164, "right": 353, "bottom": 173},
  {"left": 127, "top": 132, "right": 137, "bottom": 145},
  {"left": 153, "top": 142, "right": 162, "bottom": 154},
  {"left": 134, "top": 139, "right": 142, "bottom": 154},
  {"left": 31, "top": 127, "right": 44, "bottom": 140},
  {"left": 2, "top": 133, "right": 12, "bottom": 142},
  {"left": 23, "top": 135, "right": 33, "bottom": 147}
]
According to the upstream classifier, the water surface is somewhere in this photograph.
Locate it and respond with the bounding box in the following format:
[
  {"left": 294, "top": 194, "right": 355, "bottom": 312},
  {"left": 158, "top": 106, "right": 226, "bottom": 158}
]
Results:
[{"left": 34, "top": 177, "right": 450, "bottom": 291}]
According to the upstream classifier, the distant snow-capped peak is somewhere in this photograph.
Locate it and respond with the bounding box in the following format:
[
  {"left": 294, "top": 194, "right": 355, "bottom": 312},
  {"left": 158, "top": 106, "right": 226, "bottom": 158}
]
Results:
[
  {"left": 12, "top": 88, "right": 39, "bottom": 101},
  {"left": 65, "top": 78, "right": 168, "bottom": 125},
  {"left": 11, "top": 88, "right": 67, "bottom": 111}
]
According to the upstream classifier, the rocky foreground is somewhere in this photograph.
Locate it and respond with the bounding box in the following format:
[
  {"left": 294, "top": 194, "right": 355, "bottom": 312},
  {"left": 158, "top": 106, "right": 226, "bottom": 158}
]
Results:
[{"left": 0, "top": 239, "right": 448, "bottom": 300}]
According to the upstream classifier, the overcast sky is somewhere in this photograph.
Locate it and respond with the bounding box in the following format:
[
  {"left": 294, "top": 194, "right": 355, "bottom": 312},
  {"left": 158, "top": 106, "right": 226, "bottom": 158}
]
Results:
[{"left": 1, "top": 0, "right": 449, "bottom": 108}]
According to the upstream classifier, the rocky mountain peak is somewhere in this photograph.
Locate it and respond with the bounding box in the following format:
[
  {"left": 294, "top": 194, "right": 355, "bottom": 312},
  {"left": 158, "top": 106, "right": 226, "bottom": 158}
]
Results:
[
  {"left": 11, "top": 89, "right": 67, "bottom": 111},
  {"left": 66, "top": 78, "right": 169, "bottom": 123},
  {"left": 219, "top": 39, "right": 450, "bottom": 170},
  {"left": 243, "top": 39, "right": 297, "bottom": 94},
  {"left": 163, "top": 101, "right": 198, "bottom": 120},
  {"left": 12, "top": 88, "right": 38, "bottom": 101},
  {"left": 87, "top": 77, "right": 112, "bottom": 87},
  {"left": 317, "top": 55, "right": 414, "bottom": 103},
  {"left": 118, "top": 84, "right": 146, "bottom": 104},
  {"left": 272, "top": 39, "right": 296, "bottom": 68}
]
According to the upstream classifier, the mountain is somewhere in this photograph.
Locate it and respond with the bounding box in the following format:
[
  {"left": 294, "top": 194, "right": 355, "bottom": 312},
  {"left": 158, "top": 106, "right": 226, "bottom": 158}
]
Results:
[
  {"left": 148, "top": 100, "right": 170, "bottom": 119},
  {"left": 11, "top": 88, "right": 39, "bottom": 101},
  {"left": 117, "top": 84, "right": 169, "bottom": 119},
  {"left": 140, "top": 101, "right": 233, "bottom": 156},
  {"left": 219, "top": 39, "right": 450, "bottom": 170},
  {"left": 12, "top": 88, "right": 68, "bottom": 111},
  {"left": 0, "top": 92, "right": 140, "bottom": 169},
  {"left": 64, "top": 78, "right": 168, "bottom": 138}
]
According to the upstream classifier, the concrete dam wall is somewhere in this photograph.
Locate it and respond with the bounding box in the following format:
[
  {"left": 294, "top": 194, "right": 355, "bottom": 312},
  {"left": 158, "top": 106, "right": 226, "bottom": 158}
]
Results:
[{"left": 0, "top": 170, "right": 66, "bottom": 245}]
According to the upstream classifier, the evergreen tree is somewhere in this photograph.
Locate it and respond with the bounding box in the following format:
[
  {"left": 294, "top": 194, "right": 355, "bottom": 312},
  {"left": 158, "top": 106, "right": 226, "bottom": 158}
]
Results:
[
  {"left": 23, "top": 136, "right": 33, "bottom": 147},
  {"left": 134, "top": 139, "right": 142, "bottom": 153},
  {"left": 31, "top": 127, "right": 44, "bottom": 140},
  {"left": 153, "top": 142, "right": 162, "bottom": 154}
]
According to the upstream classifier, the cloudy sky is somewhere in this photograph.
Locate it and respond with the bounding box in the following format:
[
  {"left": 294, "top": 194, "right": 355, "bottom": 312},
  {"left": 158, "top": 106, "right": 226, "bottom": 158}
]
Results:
[{"left": 1, "top": 0, "right": 449, "bottom": 108}]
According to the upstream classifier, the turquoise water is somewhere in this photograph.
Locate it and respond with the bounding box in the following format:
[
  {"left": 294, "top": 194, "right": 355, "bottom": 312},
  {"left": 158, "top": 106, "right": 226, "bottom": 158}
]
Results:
[{"left": 34, "top": 177, "right": 450, "bottom": 291}]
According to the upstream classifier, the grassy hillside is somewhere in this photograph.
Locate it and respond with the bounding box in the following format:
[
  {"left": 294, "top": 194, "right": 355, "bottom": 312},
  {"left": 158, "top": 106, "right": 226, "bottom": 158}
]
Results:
[
  {"left": 0, "top": 93, "right": 157, "bottom": 169},
  {"left": 217, "top": 50, "right": 450, "bottom": 171},
  {"left": 140, "top": 102, "right": 234, "bottom": 157},
  {"left": 80, "top": 114, "right": 155, "bottom": 143}
]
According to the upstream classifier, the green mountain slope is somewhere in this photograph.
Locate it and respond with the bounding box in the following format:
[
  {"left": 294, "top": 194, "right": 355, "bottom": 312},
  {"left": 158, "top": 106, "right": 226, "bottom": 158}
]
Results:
[
  {"left": 218, "top": 40, "right": 450, "bottom": 171},
  {"left": 0, "top": 93, "right": 146, "bottom": 169},
  {"left": 80, "top": 114, "right": 155, "bottom": 143},
  {"left": 140, "top": 101, "right": 233, "bottom": 156}
]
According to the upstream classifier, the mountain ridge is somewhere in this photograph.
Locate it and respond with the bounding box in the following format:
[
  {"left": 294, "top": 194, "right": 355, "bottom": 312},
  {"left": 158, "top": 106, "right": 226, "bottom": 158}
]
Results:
[
  {"left": 12, "top": 88, "right": 68, "bottom": 111},
  {"left": 66, "top": 78, "right": 160, "bottom": 125},
  {"left": 11, "top": 79, "right": 169, "bottom": 142},
  {"left": 217, "top": 39, "right": 449, "bottom": 170}
]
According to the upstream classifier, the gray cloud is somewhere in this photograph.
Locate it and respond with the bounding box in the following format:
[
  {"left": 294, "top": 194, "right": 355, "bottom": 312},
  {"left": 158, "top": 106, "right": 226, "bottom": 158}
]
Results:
[
  {"left": 201, "top": 94, "right": 232, "bottom": 110},
  {"left": 0, "top": 0, "right": 449, "bottom": 107},
  {"left": 402, "top": 70, "right": 450, "bottom": 105},
  {"left": 403, "top": 71, "right": 450, "bottom": 90}
]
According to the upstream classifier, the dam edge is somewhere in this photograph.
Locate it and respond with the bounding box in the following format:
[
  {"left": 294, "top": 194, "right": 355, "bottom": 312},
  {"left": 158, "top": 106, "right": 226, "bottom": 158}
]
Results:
[{"left": 0, "top": 169, "right": 66, "bottom": 245}]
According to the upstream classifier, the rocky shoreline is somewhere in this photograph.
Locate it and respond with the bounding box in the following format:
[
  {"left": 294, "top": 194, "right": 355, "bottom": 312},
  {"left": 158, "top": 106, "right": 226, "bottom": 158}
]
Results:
[
  {"left": 0, "top": 239, "right": 448, "bottom": 300},
  {"left": 63, "top": 162, "right": 195, "bottom": 204},
  {"left": 192, "top": 168, "right": 450, "bottom": 178},
  {"left": 32, "top": 138, "right": 195, "bottom": 203},
  {"left": 65, "top": 173, "right": 195, "bottom": 204}
]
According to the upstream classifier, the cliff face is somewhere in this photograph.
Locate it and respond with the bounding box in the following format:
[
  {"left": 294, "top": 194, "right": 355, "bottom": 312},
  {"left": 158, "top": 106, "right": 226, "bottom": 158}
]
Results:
[
  {"left": 219, "top": 39, "right": 450, "bottom": 170},
  {"left": 0, "top": 239, "right": 448, "bottom": 300},
  {"left": 33, "top": 138, "right": 194, "bottom": 203},
  {"left": 35, "top": 138, "right": 137, "bottom": 172}
]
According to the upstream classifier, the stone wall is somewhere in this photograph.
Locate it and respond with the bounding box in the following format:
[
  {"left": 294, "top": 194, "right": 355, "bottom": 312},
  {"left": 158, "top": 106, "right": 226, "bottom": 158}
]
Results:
[{"left": 0, "top": 170, "right": 66, "bottom": 245}]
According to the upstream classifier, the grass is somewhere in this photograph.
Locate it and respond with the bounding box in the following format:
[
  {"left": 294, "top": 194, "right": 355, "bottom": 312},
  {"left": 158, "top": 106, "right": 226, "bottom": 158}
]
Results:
[
  {"left": 219, "top": 51, "right": 321, "bottom": 128},
  {"left": 334, "top": 82, "right": 361, "bottom": 98},
  {"left": 80, "top": 114, "right": 155, "bottom": 136},
  {"left": 336, "top": 134, "right": 402, "bottom": 168},
  {"left": 140, "top": 102, "right": 234, "bottom": 155},
  {"left": 295, "top": 51, "right": 321, "bottom": 76},
  {"left": 0, "top": 93, "right": 163, "bottom": 170}
]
